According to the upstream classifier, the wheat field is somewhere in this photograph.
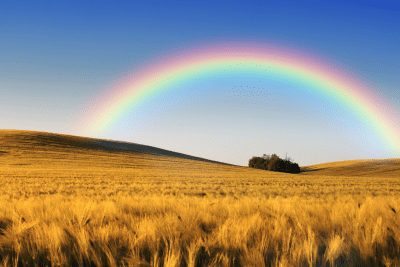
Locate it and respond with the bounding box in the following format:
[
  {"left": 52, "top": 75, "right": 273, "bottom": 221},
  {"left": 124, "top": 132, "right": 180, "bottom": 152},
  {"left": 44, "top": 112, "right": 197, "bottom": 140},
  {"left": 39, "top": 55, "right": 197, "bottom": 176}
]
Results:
[{"left": 0, "top": 130, "right": 400, "bottom": 267}]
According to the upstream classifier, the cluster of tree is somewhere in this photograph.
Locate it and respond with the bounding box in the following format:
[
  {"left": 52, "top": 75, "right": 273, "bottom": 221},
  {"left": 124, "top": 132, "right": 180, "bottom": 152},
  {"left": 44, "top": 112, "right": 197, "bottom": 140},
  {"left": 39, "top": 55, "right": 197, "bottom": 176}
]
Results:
[{"left": 248, "top": 154, "right": 301, "bottom": 173}]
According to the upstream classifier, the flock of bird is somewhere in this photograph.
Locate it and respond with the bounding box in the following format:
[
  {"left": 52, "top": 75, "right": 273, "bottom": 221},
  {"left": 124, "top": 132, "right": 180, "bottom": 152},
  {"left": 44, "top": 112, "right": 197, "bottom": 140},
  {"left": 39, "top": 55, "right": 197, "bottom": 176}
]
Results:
[{"left": 227, "top": 85, "right": 276, "bottom": 105}]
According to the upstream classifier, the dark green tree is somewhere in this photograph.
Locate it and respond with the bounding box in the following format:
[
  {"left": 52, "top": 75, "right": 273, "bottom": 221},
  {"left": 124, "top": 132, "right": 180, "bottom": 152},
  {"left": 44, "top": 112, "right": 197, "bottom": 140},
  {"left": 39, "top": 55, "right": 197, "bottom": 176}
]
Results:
[{"left": 248, "top": 154, "right": 301, "bottom": 174}]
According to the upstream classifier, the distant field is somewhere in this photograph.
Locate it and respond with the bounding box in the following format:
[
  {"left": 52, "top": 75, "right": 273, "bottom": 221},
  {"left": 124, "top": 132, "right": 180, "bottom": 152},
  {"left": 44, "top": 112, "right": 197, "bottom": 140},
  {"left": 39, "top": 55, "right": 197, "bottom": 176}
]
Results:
[
  {"left": 0, "top": 130, "right": 399, "bottom": 267},
  {"left": 301, "top": 159, "right": 400, "bottom": 178},
  {"left": 1, "top": 130, "right": 399, "bottom": 199}
]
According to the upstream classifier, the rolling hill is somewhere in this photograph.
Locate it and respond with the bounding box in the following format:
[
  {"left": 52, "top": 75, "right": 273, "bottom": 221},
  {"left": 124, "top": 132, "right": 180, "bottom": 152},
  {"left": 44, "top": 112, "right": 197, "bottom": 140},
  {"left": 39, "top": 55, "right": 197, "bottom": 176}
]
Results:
[
  {"left": 0, "top": 129, "right": 285, "bottom": 182},
  {"left": 1, "top": 130, "right": 400, "bottom": 267},
  {"left": 1, "top": 130, "right": 399, "bottom": 179},
  {"left": 0, "top": 129, "right": 233, "bottom": 165},
  {"left": 300, "top": 158, "right": 400, "bottom": 177}
]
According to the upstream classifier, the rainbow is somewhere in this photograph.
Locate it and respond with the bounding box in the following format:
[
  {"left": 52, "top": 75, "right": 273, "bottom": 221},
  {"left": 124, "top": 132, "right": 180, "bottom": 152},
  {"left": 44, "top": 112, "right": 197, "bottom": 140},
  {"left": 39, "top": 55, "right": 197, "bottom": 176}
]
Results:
[{"left": 77, "top": 42, "right": 400, "bottom": 155}]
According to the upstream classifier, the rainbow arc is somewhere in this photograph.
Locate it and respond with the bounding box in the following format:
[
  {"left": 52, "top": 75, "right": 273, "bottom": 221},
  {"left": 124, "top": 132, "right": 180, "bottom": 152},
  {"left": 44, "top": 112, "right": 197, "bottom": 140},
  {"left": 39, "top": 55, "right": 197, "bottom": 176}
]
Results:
[{"left": 76, "top": 42, "right": 400, "bottom": 156}]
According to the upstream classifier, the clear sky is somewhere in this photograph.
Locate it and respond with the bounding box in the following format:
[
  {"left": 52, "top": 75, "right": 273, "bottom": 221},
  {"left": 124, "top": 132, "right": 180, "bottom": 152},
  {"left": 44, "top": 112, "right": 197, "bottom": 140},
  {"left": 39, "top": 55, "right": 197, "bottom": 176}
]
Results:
[{"left": 1, "top": 0, "right": 399, "bottom": 166}]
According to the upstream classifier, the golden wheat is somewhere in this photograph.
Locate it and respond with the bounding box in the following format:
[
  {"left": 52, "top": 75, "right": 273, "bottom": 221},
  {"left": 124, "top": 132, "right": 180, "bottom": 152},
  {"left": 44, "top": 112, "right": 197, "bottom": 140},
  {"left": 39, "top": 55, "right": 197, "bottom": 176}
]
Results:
[
  {"left": 0, "top": 195, "right": 398, "bottom": 266},
  {"left": 0, "top": 130, "right": 399, "bottom": 266}
]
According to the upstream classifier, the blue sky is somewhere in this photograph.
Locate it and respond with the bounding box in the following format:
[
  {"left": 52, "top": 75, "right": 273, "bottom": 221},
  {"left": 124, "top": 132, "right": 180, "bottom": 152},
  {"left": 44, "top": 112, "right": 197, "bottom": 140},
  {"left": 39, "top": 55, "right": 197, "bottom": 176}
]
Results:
[{"left": 1, "top": 0, "right": 399, "bottom": 166}]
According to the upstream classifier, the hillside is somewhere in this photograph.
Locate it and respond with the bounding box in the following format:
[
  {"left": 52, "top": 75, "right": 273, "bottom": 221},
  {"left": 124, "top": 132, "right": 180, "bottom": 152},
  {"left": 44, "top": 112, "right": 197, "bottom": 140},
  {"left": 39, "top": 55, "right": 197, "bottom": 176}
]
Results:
[
  {"left": 0, "top": 130, "right": 291, "bottom": 195},
  {"left": 301, "top": 158, "right": 400, "bottom": 177},
  {"left": 1, "top": 130, "right": 398, "bottom": 179},
  {"left": 1, "top": 130, "right": 399, "bottom": 199},
  {"left": 0, "top": 129, "right": 232, "bottom": 165},
  {"left": 1, "top": 131, "right": 400, "bottom": 267}
]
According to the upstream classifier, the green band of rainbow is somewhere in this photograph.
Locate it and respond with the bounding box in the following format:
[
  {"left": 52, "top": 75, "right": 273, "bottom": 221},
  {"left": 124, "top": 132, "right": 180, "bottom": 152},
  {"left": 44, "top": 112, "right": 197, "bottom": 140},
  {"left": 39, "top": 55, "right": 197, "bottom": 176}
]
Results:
[{"left": 76, "top": 42, "right": 400, "bottom": 155}]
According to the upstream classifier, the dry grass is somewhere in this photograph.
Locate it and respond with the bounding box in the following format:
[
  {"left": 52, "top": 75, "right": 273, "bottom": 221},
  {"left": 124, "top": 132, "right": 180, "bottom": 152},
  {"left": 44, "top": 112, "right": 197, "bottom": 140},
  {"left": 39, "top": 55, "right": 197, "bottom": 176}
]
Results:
[{"left": 0, "top": 130, "right": 399, "bottom": 267}]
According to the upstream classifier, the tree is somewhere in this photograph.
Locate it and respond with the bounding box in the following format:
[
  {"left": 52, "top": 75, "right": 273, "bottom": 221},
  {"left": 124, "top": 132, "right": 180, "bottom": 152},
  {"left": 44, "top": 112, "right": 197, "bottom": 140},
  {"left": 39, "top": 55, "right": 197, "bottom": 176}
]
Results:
[{"left": 248, "top": 154, "right": 301, "bottom": 174}]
